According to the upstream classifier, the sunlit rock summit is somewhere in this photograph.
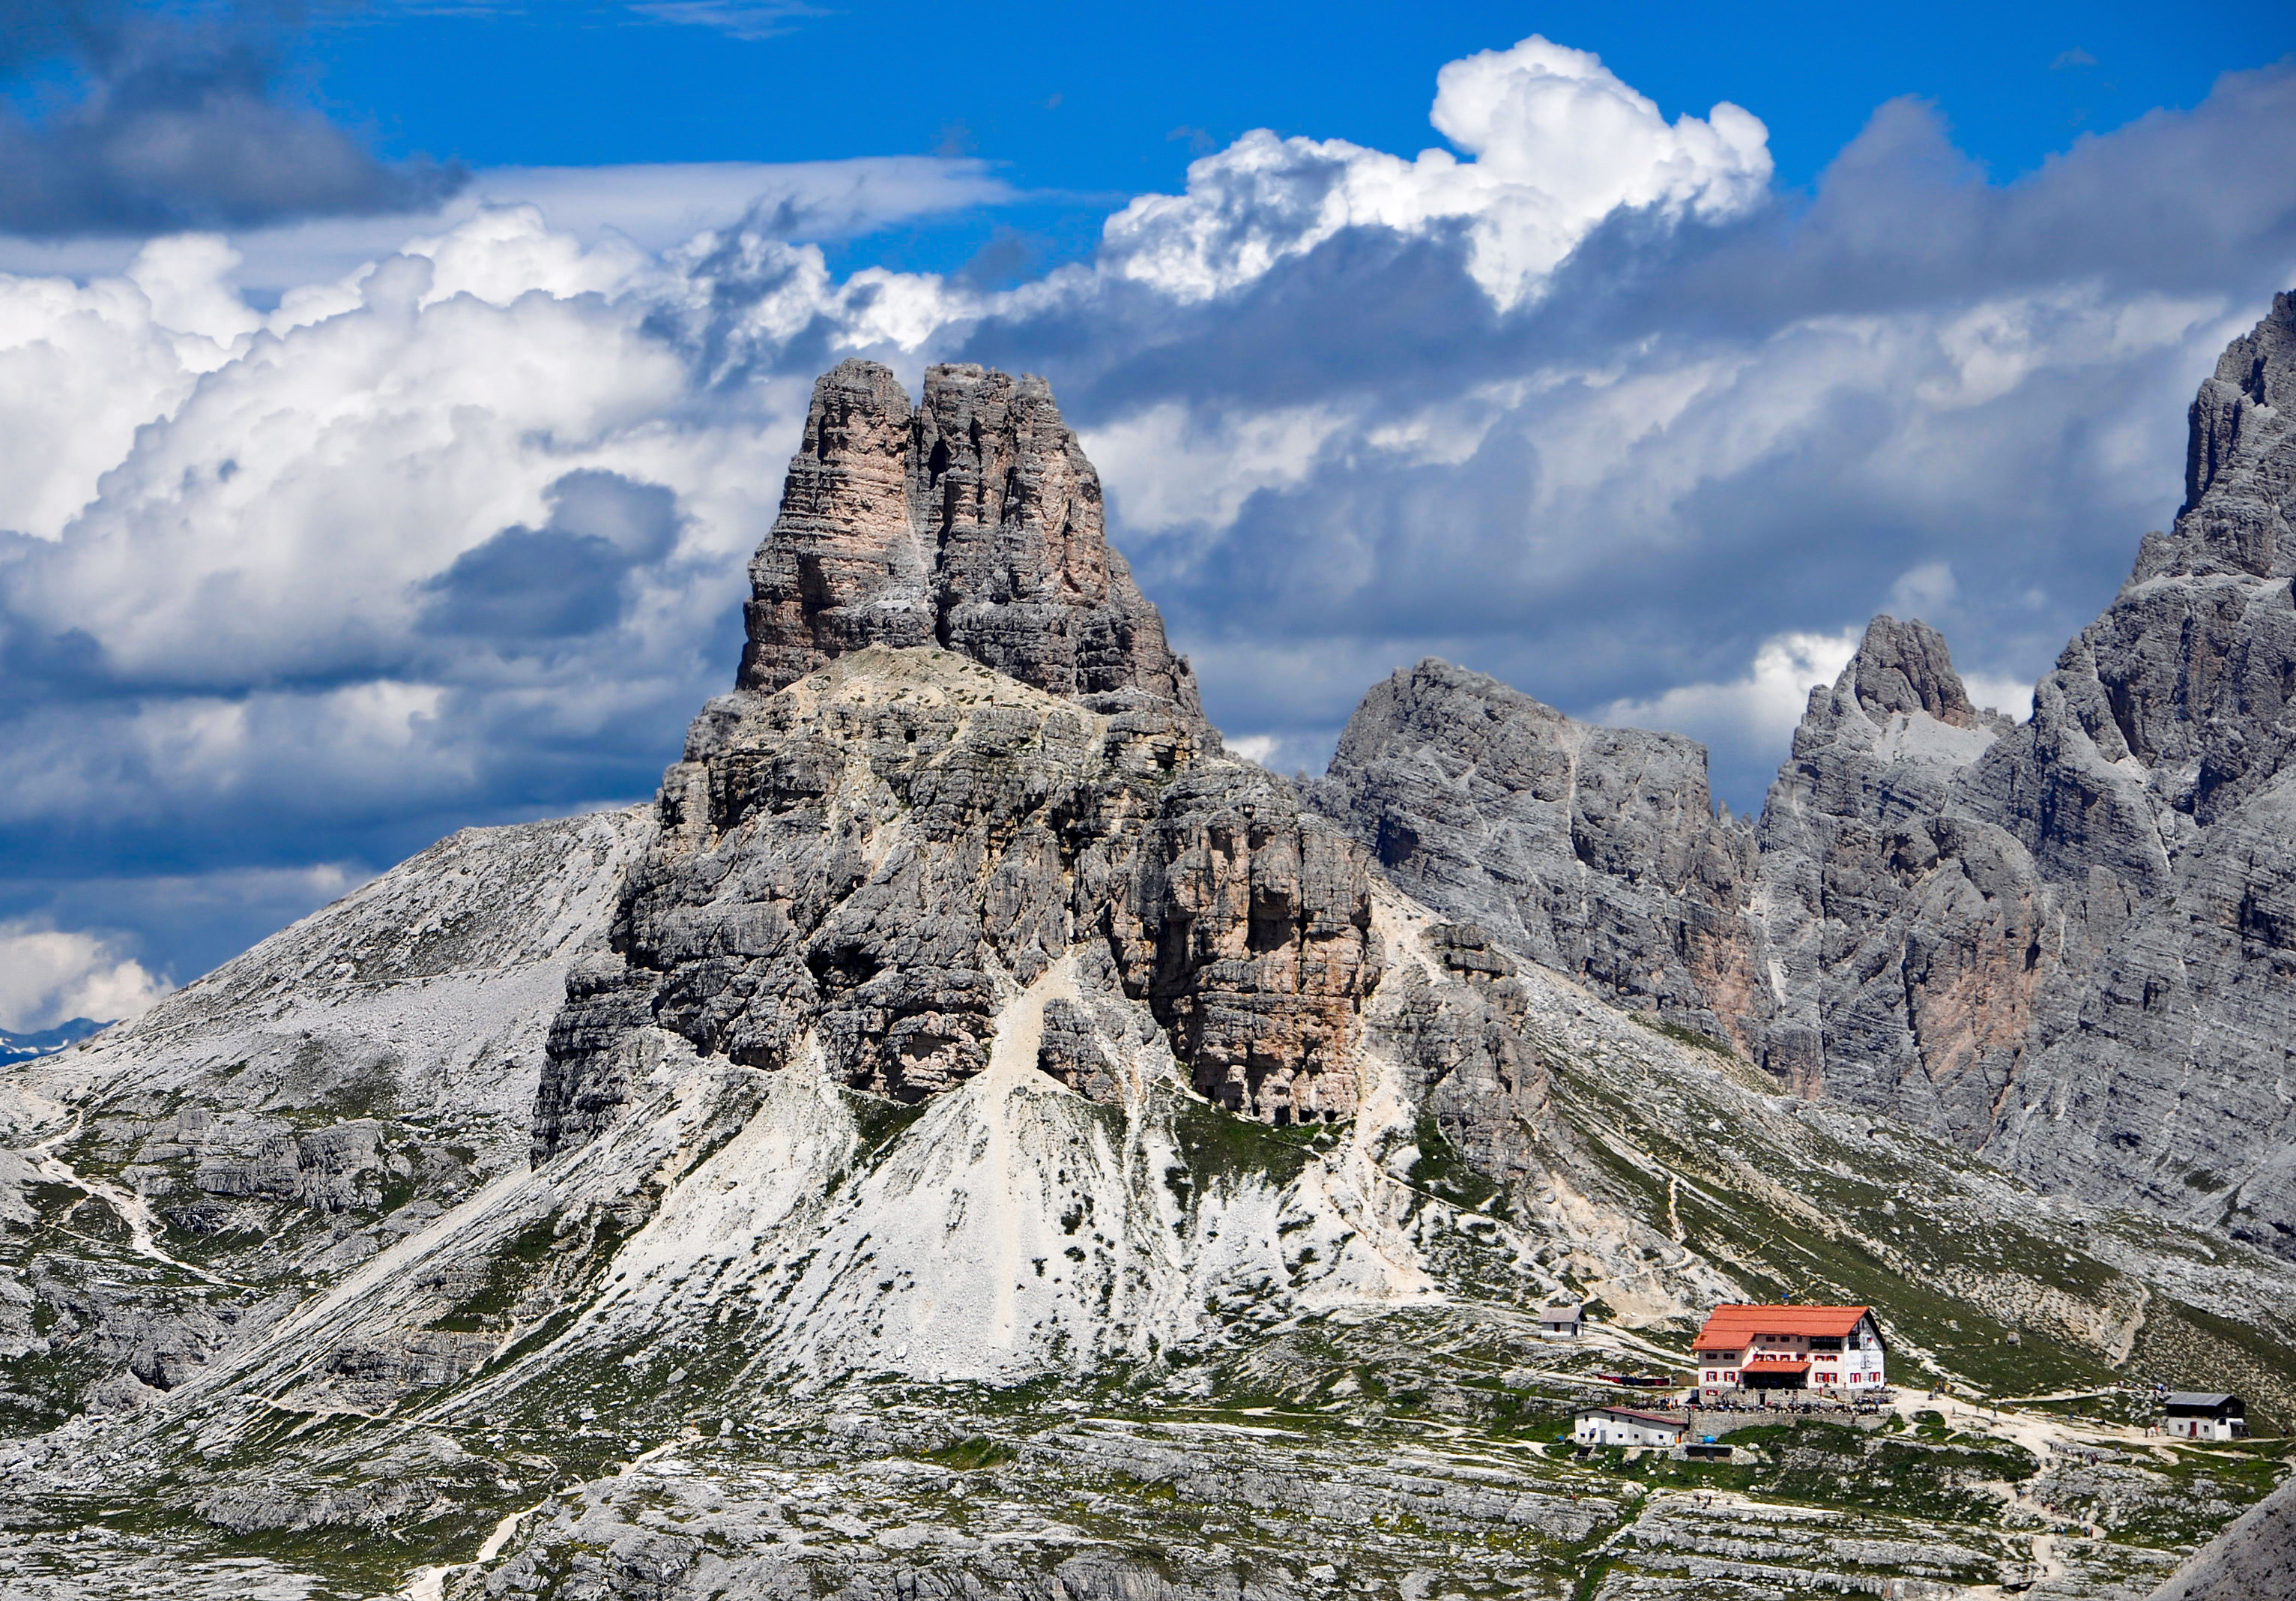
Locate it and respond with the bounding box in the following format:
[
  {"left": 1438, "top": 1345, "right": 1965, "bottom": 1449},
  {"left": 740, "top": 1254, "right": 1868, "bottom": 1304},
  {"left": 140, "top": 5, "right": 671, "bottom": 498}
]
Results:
[
  {"left": 538, "top": 360, "right": 1366, "bottom": 1153},
  {"left": 737, "top": 359, "right": 1206, "bottom": 720}
]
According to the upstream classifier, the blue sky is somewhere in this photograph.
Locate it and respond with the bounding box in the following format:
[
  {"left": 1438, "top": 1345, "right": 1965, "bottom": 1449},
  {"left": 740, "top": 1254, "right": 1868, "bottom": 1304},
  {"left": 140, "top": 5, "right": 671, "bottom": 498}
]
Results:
[
  {"left": 0, "top": 0, "right": 2289, "bottom": 1026},
  {"left": 314, "top": 2, "right": 2273, "bottom": 184},
  {"left": 300, "top": 1, "right": 2287, "bottom": 279}
]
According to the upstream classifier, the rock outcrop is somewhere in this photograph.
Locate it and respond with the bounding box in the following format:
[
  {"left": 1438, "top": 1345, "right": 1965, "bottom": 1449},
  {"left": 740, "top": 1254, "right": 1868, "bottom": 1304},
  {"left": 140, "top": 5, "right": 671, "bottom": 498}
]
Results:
[
  {"left": 537, "top": 363, "right": 1362, "bottom": 1154},
  {"left": 534, "top": 648, "right": 1194, "bottom": 1155},
  {"left": 1976, "top": 293, "right": 2296, "bottom": 1249},
  {"left": 1109, "top": 762, "right": 1380, "bottom": 1124},
  {"left": 2151, "top": 1477, "right": 2296, "bottom": 1601},
  {"left": 534, "top": 645, "right": 1371, "bottom": 1154},
  {"left": 1753, "top": 615, "right": 2037, "bottom": 1133}
]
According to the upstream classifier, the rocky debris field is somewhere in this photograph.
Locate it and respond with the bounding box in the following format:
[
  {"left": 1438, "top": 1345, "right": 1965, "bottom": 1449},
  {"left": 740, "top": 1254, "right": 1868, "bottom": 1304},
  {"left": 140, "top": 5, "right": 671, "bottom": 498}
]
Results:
[{"left": 0, "top": 1293, "right": 2284, "bottom": 1598}]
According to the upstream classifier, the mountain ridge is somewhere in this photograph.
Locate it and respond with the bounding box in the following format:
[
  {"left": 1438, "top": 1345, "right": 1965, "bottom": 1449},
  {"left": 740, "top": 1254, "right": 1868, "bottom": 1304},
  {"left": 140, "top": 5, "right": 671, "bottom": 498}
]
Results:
[
  {"left": 1313, "top": 289, "right": 2296, "bottom": 1269},
  {"left": 0, "top": 1018, "right": 106, "bottom": 1064}
]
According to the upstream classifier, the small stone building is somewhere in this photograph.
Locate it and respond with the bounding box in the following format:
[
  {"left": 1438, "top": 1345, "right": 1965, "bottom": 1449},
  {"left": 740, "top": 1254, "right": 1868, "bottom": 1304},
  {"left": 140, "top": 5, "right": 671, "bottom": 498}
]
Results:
[
  {"left": 1537, "top": 1303, "right": 1583, "bottom": 1339},
  {"left": 2163, "top": 1393, "right": 2247, "bottom": 1441},
  {"left": 1574, "top": 1406, "right": 1688, "bottom": 1448}
]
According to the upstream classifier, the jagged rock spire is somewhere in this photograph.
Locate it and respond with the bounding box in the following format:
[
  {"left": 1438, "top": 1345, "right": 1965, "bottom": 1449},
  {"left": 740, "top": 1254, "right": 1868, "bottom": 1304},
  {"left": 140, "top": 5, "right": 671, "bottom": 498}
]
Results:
[
  {"left": 1844, "top": 615, "right": 1980, "bottom": 729},
  {"left": 2169, "top": 290, "right": 2296, "bottom": 577},
  {"left": 737, "top": 360, "right": 1206, "bottom": 721},
  {"left": 1309, "top": 292, "right": 2296, "bottom": 1265},
  {"left": 739, "top": 360, "right": 926, "bottom": 687}
]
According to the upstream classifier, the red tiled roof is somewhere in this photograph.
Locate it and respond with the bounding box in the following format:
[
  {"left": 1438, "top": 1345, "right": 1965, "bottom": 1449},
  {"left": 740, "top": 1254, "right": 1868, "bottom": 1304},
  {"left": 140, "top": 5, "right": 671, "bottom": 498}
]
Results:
[
  {"left": 1691, "top": 1303, "right": 1870, "bottom": 1350},
  {"left": 1741, "top": 1356, "right": 1810, "bottom": 1374}
]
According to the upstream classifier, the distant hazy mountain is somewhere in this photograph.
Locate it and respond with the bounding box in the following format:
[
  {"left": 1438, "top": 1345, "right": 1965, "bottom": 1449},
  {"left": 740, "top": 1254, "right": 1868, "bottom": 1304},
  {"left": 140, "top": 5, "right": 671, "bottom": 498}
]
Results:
[{"left": 0, "top": 1016, "right": 104, "bottom": 1062}]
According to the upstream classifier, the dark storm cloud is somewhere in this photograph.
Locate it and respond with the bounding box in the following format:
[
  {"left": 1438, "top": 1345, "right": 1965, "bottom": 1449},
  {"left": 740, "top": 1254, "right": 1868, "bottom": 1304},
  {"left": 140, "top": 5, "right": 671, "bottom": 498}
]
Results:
[
  {"left": 964, "top": 221, "right": 1507, "bottom": 417},
  {"left": 420, "top": 471, "right": 682, "bottom": 642},
  {"left": 0, "top": 1, "right": 465, "bottom": 236},
  {"left": 0, "top": 458, "right": 703, "bottom": 895},
  {"left": 420, "top": 526, "right": 635, "bottom": 639},
  {"left": 1545, "top": 68, "right": 2296, "bottom": 344}
]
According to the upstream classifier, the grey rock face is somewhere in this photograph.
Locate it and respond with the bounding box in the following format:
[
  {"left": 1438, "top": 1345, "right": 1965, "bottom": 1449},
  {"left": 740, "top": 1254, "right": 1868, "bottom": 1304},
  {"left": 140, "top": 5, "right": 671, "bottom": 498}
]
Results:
[
  {"left": 1109, "top": 761, "right": 1380, "bottom": 1123},
  {"left": 1308, "top": 659, "right": 1764, "bottom": 1052},
  {"left": 739, "top": 358, "right": 1206, "bottom": 723},
  {"left": 1984, "top": 765, "right": 2296, "bottom": 1249},
  {"left": 533, "top": 648, "right": 1205, "bottom": 1156},
  {"left": 1371, "top": 922, "right": 1555, "bottom": 1196},
  {"left": 539, "top": 363, "right": 1373, "bottom": 1154},
  {"left": 1845, "top": 614, "right": 1990, "bottom": 728},
  {"left": 1753, "top": 614, "right": 2037, "bottom": 1133},
  {"left": 0, "top": 807, "right": 652, "bottom": 1424},
  {"left": 2177, "top": 289, "right": 2296, "bottom": 579},
  {"left": 534, "top": 643, "right": 1375, "bottom": 1157},
  {"left": 1964, "top": 295, "right": 2296, "bottom": 1247},
  {"left": 1313, "top": 292, "right": 2296, "bottom": 1256},
  {"left": 1309, "top": 618, "right": 2043, "bottom": 1147}
]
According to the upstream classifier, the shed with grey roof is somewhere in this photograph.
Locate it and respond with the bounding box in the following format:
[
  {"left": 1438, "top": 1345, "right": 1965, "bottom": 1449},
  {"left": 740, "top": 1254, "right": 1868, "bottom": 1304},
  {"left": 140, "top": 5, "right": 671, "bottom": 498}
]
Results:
[
  {"left": 1538, "top": 1303, "right": 1583, "bottom": 1339},
  {"left": 2163, "top": 1393, "right": 2247, "bottom": 1441}
]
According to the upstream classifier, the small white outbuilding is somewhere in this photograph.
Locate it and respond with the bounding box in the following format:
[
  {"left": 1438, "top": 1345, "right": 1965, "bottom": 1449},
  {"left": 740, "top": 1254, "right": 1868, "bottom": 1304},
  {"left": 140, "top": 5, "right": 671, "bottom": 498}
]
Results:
[
  {"left": 2162, "top": 1393, "right": 2247, "bottom": 1441},
  {"left": 1573, "top": 1406, "right": 1688, "bottom": 1448},
  {"left": 1538, "top": 1303, "right": 1584, "bottom": 1339}
]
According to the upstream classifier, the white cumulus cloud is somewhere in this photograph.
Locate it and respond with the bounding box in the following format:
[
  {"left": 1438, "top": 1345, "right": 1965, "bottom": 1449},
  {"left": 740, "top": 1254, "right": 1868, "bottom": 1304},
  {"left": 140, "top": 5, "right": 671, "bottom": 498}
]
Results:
[
  {"left": 1082, "top": 402, "right": 1347, "bottom": 537},
  {"left": 0, "top": 920, "right": 171, "bottom": 1033},
  {"left": 1099, "top": 35, "right": 1770, "bottom": 308},
  {"left": 1600, "top": 629, "right": 1863, "bottom": 765},
  {"left": 11, "top": 230, "right": 692, "bottom": 688}
]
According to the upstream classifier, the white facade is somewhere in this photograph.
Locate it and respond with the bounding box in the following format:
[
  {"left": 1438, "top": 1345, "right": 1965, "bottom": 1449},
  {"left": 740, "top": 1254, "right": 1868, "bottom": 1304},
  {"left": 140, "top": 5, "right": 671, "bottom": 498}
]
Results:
[
  {"left": 1538, "top": 1303, "right": 1583, "bottom": 1339},
  {"left": 1696, "top": 1311, "right": 1886, "bottom": 1396},
  {"left": 1574, "top": 1408, "right": 1687, "bottom": 1447},
  {"left": 2169, "top": 1415, "right": 2243, "bottom": 1441}
]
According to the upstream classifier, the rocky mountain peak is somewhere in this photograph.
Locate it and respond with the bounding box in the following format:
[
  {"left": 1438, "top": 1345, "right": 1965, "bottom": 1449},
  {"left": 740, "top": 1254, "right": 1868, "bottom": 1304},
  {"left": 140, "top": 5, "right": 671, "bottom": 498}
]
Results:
[
  {"left": 1311, "top": 290, "right": 2296, "bottom": 1273},
  {"left": 1843, "top": 613, "right": 1981, "bottom": 728},
  {"left": 2213, "top": 289, "right": 2296, "bottom": 411},
  {"left": 2173, "top": 291, "right": 2295, "bottom": 576},
  {"left": 737, "top": 359, "right": 1206, "bottom": 724}
]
